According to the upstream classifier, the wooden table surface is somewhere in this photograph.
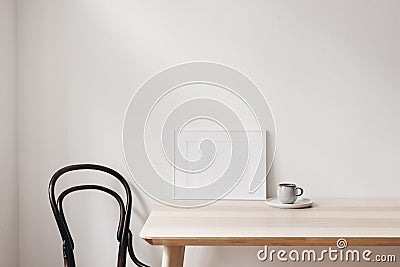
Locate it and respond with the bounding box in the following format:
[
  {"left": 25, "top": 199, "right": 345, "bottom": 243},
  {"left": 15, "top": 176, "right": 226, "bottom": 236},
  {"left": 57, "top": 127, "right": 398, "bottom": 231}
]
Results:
[{"left": 140, "top": 199, "right": 400, "bottom": 267}]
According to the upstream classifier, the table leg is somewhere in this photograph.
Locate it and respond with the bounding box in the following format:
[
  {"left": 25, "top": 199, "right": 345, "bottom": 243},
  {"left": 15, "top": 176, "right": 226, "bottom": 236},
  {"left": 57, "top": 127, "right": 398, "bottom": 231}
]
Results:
[{"left": 161, "top": 246, "right": 185, "bottom": 267}]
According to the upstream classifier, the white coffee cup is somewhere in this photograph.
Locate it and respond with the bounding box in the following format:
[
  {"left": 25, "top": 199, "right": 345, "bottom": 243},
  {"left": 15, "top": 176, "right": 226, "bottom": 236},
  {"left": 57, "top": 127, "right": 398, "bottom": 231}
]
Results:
[{"left": 277, "top": 183, "right": 304, "bottom": 204}]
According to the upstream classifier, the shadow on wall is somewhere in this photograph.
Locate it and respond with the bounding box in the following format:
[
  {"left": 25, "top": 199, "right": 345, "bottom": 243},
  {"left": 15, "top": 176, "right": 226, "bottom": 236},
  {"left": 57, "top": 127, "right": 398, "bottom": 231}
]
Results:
[{"left": 131, "top": 183, "right": 163, "bottom": 266}]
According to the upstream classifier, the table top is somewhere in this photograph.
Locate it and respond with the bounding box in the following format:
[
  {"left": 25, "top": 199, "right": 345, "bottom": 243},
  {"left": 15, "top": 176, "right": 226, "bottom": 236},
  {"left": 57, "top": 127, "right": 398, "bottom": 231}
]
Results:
[{"left": 140, "top": 199, "right": 400, "bottom": 246}]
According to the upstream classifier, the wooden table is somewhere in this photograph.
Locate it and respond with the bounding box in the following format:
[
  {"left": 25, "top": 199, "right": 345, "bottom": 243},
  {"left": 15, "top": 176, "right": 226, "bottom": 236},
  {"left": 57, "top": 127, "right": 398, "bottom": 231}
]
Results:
[{"left": 140, "top": 199, "right": 400, "bottom": 267}]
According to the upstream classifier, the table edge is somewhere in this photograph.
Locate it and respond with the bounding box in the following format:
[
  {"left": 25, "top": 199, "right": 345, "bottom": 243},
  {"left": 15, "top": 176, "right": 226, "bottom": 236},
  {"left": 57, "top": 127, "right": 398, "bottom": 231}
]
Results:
[{"left": 143, "top": 237, "right": 400, "bottom": 246}]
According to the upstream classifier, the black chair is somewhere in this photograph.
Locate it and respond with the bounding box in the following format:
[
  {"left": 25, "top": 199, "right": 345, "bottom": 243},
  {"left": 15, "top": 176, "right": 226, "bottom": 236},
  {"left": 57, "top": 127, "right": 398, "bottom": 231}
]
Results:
[{"left": 49, "top": 164, "right": 149, "bottom": 267}]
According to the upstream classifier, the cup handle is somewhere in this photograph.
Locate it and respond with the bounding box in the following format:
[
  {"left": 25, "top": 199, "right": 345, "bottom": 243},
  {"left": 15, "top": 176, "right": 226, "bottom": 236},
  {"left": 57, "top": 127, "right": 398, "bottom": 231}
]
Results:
[{"left": 295, "top": 187, "right": 303, "bottom": 196}]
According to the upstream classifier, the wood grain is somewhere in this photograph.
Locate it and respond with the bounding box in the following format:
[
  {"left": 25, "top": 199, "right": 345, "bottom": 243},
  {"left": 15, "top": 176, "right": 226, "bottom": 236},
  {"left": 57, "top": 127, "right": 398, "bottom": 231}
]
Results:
[
  {"left": 161, "top": 246, "right": 185, "bottom": 267},
  {"left": 140, "top": 199, "right": 400, "bottom": 246}
]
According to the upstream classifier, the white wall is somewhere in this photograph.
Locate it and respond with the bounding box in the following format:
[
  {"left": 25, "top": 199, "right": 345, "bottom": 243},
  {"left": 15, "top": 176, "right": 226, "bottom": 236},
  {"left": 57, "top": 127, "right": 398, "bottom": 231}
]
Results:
[
  {"left": 17, "top": 1, "right": 400, "bottom": 267},
  {"left": 0, "top": 0, "right": 18, "bottom": 266}
]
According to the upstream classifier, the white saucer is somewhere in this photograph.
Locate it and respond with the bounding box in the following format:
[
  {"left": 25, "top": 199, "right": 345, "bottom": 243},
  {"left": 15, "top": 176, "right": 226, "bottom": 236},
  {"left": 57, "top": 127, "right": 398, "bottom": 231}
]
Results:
[{"left": 265, "top": 197, "right": 314, "bottom": 209}]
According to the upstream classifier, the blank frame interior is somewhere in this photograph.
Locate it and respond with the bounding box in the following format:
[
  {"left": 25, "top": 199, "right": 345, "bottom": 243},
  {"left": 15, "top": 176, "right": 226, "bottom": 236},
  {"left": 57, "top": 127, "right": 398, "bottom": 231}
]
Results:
[{"left": 173, "top": 130, "right": 266, "bottom": 200}]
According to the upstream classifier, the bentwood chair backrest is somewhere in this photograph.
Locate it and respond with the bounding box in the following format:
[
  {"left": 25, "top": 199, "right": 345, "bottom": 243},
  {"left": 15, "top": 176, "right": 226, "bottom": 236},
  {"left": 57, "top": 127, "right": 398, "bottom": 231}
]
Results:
[{"left": 48, "top": 164, "right": 149, "bottom": 267}]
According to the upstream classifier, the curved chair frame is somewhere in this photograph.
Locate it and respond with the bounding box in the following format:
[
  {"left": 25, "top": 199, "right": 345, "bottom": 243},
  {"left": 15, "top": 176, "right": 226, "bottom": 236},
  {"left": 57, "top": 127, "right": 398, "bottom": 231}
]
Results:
[{"left": 48, "top": 164, "right": 149, "bottom": 267}]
